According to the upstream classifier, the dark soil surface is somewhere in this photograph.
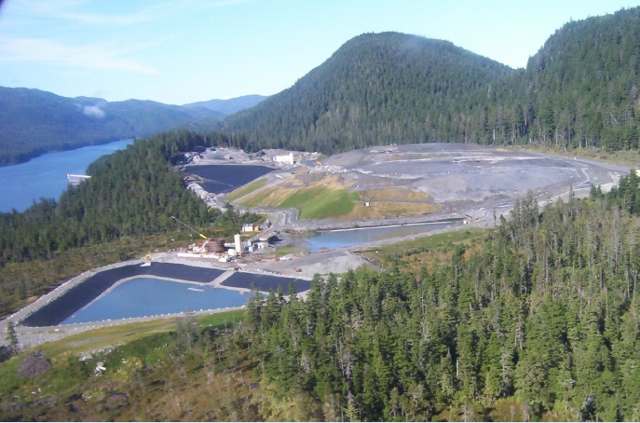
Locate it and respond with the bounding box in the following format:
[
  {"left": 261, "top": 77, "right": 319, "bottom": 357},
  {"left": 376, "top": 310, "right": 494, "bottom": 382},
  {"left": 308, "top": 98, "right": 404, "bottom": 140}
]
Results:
[
  {"left": 221, "top": 272, "right": 311, "bottom": 293},
  {"left": 184, "top": 165, "right": 273, "bottom": 194}
]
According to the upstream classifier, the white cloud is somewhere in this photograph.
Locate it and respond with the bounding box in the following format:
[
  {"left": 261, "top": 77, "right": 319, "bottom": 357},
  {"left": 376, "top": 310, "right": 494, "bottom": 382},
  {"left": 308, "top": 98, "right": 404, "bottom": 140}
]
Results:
[
  {"left": 0, "top": 38, "right": 158, "bottom": 74},
  {"left": 8, "top": 0, "right": 175, "bottom": 26},
  {"left": 7, "top": 0, "right": 256, "bottom": 27},
  {"left": 83, "top": 105, "right": 105, "bottom": 118}
]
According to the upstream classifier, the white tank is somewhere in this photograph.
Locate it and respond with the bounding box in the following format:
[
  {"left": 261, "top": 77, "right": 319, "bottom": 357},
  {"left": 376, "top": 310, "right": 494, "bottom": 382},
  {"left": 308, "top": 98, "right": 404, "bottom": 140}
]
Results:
[{"left": 234, "top": 233, "right": 242, "bottom": 253}]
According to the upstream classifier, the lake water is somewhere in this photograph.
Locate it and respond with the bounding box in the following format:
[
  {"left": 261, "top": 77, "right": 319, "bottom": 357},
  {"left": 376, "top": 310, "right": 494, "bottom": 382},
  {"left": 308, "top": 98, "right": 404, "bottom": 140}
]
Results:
[
  {"left": 61, "top": 277, "right": 248, "bottom": 325},
  {"left": 0, "top": 139, "right": 133, "bottom": 212},
  {"left": 307, "top": 221, "right": 459, "bottom": 251}
]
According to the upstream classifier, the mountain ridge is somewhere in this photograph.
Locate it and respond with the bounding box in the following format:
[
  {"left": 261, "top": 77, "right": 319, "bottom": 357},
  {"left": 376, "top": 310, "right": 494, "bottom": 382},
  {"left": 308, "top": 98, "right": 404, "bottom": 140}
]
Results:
[
  {"left": 0, "top": 89, "right": 265, "bottom": 166},
  {"left": 184, "top": 94, "right": 267, "bottom": 115},
  {"left": 0, "top": 86, "right": 228, "bottom": 166},
  {"left": 224, "top": 8, "right": 640, "bottom": 153},
  {"left": 224, "top": 31, "right": 514, "bottom": 153},
  {"left": 4, "top": 7, "right": 640, "bottom": 165}
]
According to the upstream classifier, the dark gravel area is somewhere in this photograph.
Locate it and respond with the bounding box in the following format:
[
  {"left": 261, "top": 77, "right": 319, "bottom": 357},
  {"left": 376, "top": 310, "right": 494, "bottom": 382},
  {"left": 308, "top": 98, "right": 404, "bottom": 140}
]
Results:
[
  {"left": 184, "top": 165, "right": 273, "bottom": 194},
  {"left": 222, "top": 272, "right": 311, "bottom": 294},
  {"left": 21, "top": 263, "right": 225, "bottom": 327}
]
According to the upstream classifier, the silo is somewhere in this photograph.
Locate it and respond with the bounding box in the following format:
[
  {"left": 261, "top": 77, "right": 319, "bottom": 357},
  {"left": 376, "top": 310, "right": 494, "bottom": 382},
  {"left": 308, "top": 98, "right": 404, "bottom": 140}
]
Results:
[
  {"left": 212, "top": 238, "right": 225, "bottom": 253},
  {"left": 234, "top": 233, "right": 242, "bottom": 253}
]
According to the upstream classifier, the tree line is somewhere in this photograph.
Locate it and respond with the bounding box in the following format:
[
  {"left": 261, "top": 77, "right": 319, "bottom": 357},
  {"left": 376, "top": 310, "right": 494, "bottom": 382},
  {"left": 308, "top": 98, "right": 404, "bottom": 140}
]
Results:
[
  {"left": 0, "top": 130, "right": 256, "bottom": 316},
  {"left": 224, "top": 8, "right": 640, "bottom": 155},
  {"left": 238, "top": 174, "right": 640, "bottom": 420}
]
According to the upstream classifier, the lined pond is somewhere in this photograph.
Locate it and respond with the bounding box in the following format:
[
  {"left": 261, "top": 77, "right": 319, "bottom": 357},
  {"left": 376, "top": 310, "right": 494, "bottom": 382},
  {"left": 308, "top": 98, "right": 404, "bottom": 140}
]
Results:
[
  {"left": 306, "top": 220, "right": 460, "bottom": 252},
  {"left": 61, "top": 277, "right": 248, "bottom": 325},
  {"left": 184, "top": 164, "right": 273, "bottom": 194}
]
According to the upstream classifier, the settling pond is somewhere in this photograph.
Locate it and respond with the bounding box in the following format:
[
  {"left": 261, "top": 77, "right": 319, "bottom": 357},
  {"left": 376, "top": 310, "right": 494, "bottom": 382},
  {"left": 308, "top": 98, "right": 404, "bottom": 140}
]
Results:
[
  {"left": 21, "top": 263, "right": 310, "bottom": 327},
  {"left": 306, "top": 220, "right": 461, "bottom": 252},
  {"left": 61, "top": 277, "right": 247, "bottom": 325}
]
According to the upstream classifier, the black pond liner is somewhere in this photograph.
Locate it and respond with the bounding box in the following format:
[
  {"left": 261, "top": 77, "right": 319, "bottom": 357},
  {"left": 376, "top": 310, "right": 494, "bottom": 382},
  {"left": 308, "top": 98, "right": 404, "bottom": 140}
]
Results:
[
  {"left": 221, "top": 272, "right": 311, "bottom": 294},
  {"left": 185, "top": 165, "right": 273, "bottom": 194},
  {"left": 21, "top": 263, "right": 225, "bottom": 327}
]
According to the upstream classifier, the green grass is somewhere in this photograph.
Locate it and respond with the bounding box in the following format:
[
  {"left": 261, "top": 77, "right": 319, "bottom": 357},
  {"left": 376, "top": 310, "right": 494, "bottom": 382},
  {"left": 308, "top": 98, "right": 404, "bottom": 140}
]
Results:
[
  {"left": 32, "top": 309, "right": 246, "bottom": 359},
  {"left": 358, "top": 227, "right": 485, "bottom": 269},
  {"left": 274, "top": 245, "right": 305, "bottom": 257},
  {"left": 226, "top": 178, "right": 268, "bottom": 202},
  {"left": 198, "top": 309, "right": 245, "bottom": 326},
  {"left": 280, "top": 187, "right": 358, "bottom": 220},
  {"left": 238, "top": 186, "right": 280, "bottom": 208}
]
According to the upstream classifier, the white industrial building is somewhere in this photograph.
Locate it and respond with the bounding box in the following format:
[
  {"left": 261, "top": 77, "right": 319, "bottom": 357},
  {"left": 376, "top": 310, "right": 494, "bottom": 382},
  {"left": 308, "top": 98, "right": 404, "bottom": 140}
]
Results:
[{"left": 274, "top": 152, "right": 294, "bottom": 165}]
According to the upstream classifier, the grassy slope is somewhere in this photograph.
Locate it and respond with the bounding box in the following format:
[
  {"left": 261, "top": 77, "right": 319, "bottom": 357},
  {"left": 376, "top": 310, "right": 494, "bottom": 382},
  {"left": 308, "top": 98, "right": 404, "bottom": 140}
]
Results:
[
  {"left": 225, "top": 178, "right": 268, "bottom": 202},
  {"left": 237, "top": 175, "right": 441, "bottom": 220}
]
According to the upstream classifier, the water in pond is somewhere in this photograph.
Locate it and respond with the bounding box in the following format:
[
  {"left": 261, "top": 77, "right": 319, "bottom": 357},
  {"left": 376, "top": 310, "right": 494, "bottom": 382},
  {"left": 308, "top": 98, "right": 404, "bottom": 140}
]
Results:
[
  {"left": 0, "top": 139, "right": 133, "bottom": 212},
  {"left": 61, "top": 277, "right": 247, "bottom": 325},
  {"left": 307, "top": 221, "right": 459, "bottom": 252}
]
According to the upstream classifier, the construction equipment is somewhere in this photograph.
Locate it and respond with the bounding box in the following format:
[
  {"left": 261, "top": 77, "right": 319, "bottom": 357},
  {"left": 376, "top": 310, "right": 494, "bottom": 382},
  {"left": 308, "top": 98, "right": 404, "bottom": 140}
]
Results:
[{"left": 170, "top": 216, "right": 207, "bottom": 239}]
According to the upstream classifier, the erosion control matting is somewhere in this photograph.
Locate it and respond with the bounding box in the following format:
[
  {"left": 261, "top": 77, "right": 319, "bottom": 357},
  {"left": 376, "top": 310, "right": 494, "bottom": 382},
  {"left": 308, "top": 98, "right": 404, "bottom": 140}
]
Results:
[
  {"left": 185, "top": 165, "right": 273, "bottom": 194},
  {"left": 221, "top": 272, "right": 311, "bottom": 294},
  {"left": 21, "top": 263, "right": 225, "bottom": 327}
]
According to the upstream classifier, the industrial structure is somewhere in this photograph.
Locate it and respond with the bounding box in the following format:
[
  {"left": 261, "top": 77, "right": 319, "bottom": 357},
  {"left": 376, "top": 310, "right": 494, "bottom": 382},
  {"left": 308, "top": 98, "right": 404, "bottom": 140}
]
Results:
[{"left": 170, "top": 216, "right": 278, "bottom": 262}]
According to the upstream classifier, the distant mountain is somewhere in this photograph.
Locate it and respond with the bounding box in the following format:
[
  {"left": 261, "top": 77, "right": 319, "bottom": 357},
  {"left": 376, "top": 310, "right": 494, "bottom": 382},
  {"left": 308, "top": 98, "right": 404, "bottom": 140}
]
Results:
[
  {"left": 0, "top": 87, "right": 224, "bottom": 166},
  {"left": 225, "top": 7, "right": 640, "bottom": 153},
  {"left": 184, "top": 94, "right": 267, "bottom": 116}
]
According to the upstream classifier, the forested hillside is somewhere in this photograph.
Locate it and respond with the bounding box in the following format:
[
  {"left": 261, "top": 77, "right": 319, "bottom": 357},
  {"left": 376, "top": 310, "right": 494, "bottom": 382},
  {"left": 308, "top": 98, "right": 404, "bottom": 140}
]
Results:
[
  {"left": 238, "top": 180, "right": 640, "bottom": 421},
  {"left": 0, "top": 87, "right": 224, "bottom": 166},
  {"left": 225, "top": 7, "right": 640, "bottom": 154},
  {"left": 3, "top": 176, "right": 639, "bottom": 421},
  {"left": 0, "top": 130, "right": 252, "bottom": 316},
  {"left": 224, "top": 32, "right": 513, "bottom": 154}
]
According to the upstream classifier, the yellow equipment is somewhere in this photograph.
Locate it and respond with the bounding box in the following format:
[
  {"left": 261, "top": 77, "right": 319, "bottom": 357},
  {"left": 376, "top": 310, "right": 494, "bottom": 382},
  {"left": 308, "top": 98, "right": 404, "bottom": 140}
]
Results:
[{"left": 170, "top": 216, "right": 208, "bottom": 239}]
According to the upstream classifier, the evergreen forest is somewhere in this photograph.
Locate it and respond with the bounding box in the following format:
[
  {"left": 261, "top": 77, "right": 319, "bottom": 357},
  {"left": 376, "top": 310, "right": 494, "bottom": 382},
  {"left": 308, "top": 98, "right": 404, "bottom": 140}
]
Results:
[
  {"left": 3, "top": 6, "right": 640, "bottom": 421},
  {"left": 0, "top": 87, "right": 224, "bottom": 166},
  {"left": 0, "top": 130, "right": 254, "bottom": 316},
  {"left": 2, "top": 173, "right": 640, "bottom": 421},
  {"left": 225, "top": 7, "right": 640, "bottom": 154},
  {"left": 234, "top": 174, "right": 640, "bottom": 421}
]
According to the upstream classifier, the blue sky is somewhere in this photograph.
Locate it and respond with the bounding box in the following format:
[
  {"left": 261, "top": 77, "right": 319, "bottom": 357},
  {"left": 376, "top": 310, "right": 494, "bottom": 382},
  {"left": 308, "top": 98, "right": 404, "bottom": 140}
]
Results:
[{"left": 0, "top": 0, "right": 637, "bottom": 105}]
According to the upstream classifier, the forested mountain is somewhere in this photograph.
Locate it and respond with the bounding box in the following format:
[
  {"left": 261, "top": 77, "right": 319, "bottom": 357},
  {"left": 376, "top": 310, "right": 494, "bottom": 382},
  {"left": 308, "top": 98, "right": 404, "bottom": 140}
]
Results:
[
  {"left": 0, "top": 87, "right": 224, "bottom": 166},
  {"left": 225, "top": 7, "right": 640, "bottom": 153},
  {"left": 224, "top": 32, "right": 514, "bottom": 153},
  {"left": 184, "top": 94, "right": 267, "bottom": 115}
]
